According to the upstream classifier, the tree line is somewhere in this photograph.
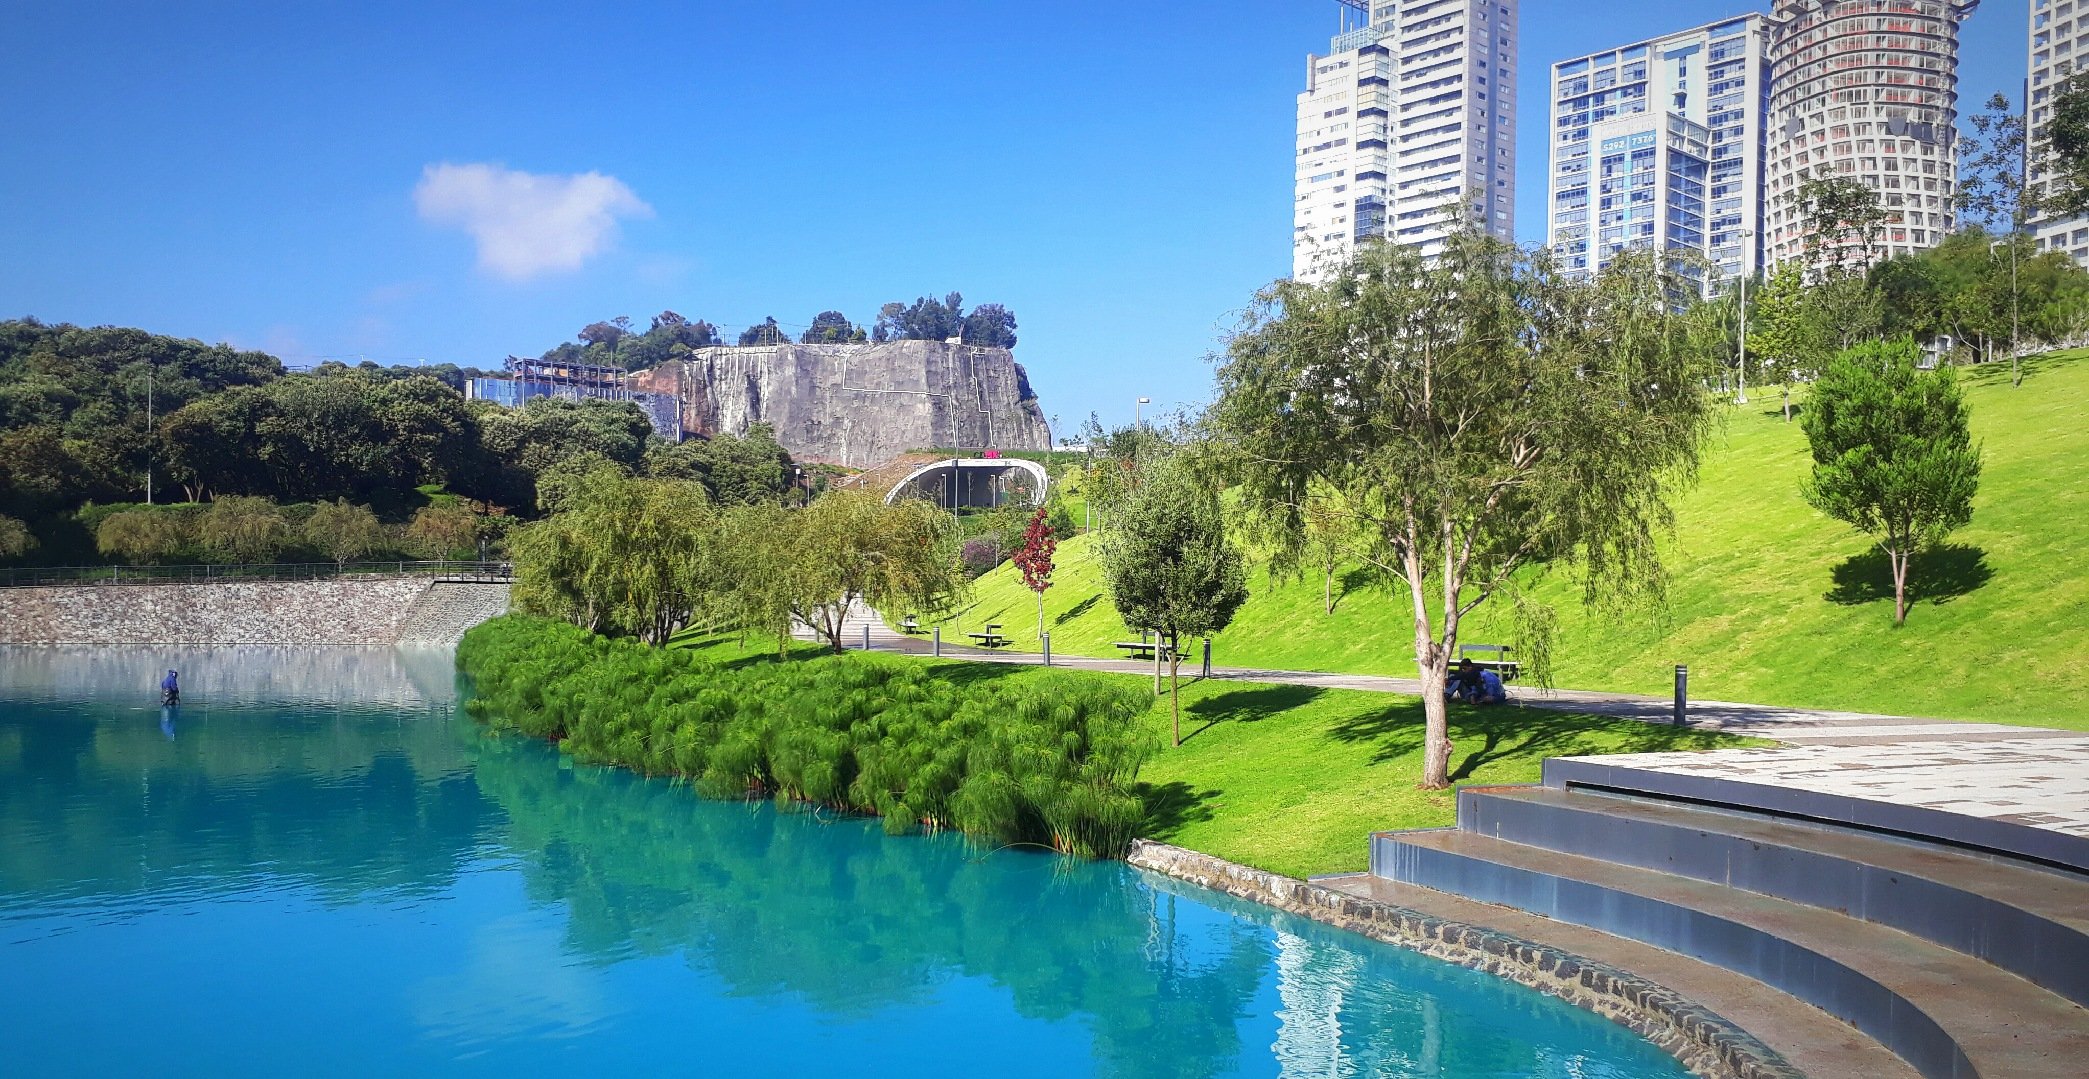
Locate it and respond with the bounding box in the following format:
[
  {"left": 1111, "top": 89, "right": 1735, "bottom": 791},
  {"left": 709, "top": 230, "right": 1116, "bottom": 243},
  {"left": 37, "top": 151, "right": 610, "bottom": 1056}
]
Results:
[
  {"left": 1710, "top": 89, "right": 2089, "bottom": 400},
  {"left": 536, "top": 292, "right": 1020, "bottom": 373},
  {"left": 509, "top": 468, "right": 965, "bottom": 649},
  {"left": 88, "top": 495, "right": 487, "bottom": 567},
  {"left": 0, "top": 318, "right": 803, "bottom": 565}
]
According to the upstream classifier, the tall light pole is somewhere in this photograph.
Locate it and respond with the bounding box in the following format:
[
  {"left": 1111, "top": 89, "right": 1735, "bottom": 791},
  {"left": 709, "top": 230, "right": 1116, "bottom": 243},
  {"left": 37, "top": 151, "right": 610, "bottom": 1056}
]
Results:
[
  {"left": 1735, "top": 229, "right": 1755, "bottom": 406},
  {"left": 1991, "top": 236, "right": 2021, "bottom": 386},
  {"left": 1135, "top": 396, "right": 1151, "bottom": 428},
  {"left": 145, "top": 362, "right": 155, "bottom": 505}
]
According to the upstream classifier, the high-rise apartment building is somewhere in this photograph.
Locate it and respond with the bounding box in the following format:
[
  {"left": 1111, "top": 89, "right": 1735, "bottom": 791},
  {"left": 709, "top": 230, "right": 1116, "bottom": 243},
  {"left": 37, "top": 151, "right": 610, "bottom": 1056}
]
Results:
[
  {"left": 1762, "top": 0, "right": 1977, "bottom": 271},
  {"left": 1292, "top": 0, "right": 1517, "bottom": 280},
  {"left": 2031, "top": 0, "right": 2089, "bottom": 261},
  {"left": 1547, "top": 17, "right": 1769, "bottom": 286}
]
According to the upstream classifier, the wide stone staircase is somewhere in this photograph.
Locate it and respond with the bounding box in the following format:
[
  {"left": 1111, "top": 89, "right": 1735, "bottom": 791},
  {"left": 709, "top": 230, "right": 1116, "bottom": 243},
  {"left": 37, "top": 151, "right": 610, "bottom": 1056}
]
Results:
[
  {"left": 394, "top": 582, "right": 511, "bottom": 645},
  {"left": 1321, "top": 759, "right": 2089, "bottom": 1079}
]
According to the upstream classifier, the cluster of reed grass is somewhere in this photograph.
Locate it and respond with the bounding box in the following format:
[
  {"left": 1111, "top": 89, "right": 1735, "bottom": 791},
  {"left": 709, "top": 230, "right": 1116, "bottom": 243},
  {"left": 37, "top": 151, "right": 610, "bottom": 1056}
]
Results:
[{"left": 459, "top": 615, "right": 1157, "bottom": 858}]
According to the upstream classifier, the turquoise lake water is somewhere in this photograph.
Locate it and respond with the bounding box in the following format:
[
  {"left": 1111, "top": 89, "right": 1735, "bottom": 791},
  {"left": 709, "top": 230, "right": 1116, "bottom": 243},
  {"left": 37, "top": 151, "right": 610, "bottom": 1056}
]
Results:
[{"left": 0, "top": 647, "right": 1692, "bottom": 1077}]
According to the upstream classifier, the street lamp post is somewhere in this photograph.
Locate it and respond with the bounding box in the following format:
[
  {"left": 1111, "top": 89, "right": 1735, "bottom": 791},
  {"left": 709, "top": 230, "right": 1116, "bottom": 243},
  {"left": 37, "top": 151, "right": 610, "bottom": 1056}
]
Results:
[
  {"left": 1735, "top": 229, "right": 1755, "bottom": 406},
  {"left": 144, "top": 362, "right": 155, "bottom": 504},
  {"left": 1992, "top": 236, "right": 2021, "bottom": 387},
  {"left": 1135, "top": 396, "right": 1151, "bottom": 428}
]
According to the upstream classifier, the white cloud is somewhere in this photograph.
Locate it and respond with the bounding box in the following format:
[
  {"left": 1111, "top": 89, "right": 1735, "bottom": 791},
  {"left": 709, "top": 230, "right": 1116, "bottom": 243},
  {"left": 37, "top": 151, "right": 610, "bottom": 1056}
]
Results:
[{"left": 414, "top": 162, "right": 652, "bottom": 281}]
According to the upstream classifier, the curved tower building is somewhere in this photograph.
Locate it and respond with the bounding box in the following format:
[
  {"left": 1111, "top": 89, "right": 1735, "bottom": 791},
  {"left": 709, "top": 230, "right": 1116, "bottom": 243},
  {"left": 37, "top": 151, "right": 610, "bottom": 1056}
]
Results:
[{"left": 1762, "top": 0, "right": 1978, "bottom": 271}]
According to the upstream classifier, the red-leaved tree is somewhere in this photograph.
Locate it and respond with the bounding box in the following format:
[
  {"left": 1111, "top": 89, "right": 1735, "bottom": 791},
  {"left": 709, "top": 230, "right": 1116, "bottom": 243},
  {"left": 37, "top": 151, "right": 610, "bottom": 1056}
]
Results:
[{"left": 1012, "top": 506, "right": 1056, "bottom": 641}]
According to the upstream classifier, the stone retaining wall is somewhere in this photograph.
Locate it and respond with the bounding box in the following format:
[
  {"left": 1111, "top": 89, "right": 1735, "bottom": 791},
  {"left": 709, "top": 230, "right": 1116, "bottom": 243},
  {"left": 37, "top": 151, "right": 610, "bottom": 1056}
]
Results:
[
  {"left": 1125, "top": 840, "right": 1802, "bottom": 1079},
  {"left": 0, "top": 578, "right": 509, "bottom": 646}
]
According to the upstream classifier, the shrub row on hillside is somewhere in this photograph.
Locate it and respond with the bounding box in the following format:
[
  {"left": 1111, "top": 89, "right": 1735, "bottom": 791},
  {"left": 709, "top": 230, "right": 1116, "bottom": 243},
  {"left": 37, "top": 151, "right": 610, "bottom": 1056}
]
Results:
[{"left": 458, "top": 615, "right": 1156, "bottom": 858}]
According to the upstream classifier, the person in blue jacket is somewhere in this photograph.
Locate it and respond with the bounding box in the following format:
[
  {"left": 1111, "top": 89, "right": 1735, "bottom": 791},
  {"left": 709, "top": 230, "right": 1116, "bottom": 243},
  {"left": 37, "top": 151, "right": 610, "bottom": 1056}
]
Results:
[
  {"left": 160, "top": 669, "right": 180, "bottom": 706},
  {"left": 1475, "top": 666, "right": 1507, "bottom": 705}
]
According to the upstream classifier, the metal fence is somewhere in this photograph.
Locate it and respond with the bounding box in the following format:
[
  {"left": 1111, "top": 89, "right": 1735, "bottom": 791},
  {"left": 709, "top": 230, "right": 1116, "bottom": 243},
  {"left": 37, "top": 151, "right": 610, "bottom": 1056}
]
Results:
[{"left": 0, "top": 560, "right": 514, "bottom": 589}]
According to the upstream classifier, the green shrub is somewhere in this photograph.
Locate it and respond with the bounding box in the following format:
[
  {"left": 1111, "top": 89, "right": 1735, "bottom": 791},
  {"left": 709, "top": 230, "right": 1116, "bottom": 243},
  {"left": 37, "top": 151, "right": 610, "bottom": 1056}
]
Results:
[{"left": 459, "top": 614, "right": 1155, "bottom": 858}]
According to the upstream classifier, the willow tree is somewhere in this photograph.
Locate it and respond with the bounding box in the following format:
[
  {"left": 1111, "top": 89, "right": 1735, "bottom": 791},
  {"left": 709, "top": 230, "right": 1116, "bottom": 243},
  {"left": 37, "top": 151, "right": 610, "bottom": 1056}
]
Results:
[
  {"left": 781, "top": 489, "right": 965, "bottom": 653},
  {"left": 510, "top": 467, "right": 717, "bottom": 644},
  {"left": 1210, "top": 231, "right": 1716, "bottom": 789},
  {"left": 0, "top": 514, "right": 34, "bottom": 562},
  {"left": 305, "top": 499, "right": 385, "bottom": 567}
]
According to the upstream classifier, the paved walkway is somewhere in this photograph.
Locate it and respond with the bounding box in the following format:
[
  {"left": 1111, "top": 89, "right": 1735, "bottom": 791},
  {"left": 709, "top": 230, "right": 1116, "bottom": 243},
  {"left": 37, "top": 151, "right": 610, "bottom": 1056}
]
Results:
[
  {"left": 801, "top": 606, "right": 2071, "bottom": 744},
  {"left": 801, "top": 606, "right": 2089, "bottom": 845}
]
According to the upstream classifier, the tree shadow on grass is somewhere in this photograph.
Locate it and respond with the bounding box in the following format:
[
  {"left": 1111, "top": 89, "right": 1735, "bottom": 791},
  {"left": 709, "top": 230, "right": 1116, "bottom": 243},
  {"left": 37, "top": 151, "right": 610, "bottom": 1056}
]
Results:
[
  {"left": 1825, "top": 543, "right": 1993, "bottom": 607},
  {"left": 923, "top": 658, "right": 1041, "bottom": 689},
  {"left": 1958, "top": 353, "right": 2068, "bottom": 388},
  {"left": 1760, "top": 402, "right": 1802, "bottom": 422},
  {"left": 1137, "top": 780, "right": 1221, "bottom": 836},
  {"left": 1055, "top": 593, "right": 1103, "bottom": 625},
  {"left": 1181, "top": 685, "right": 1325, "bottom": 742},
  {"left": 1328, "top": 701, "right": 1727, "bottom": 783},
  {"left": 1337, "top": 565, "right": 1384, "bottom": 601},
  {"left": 674, "top": 634, "right": 829, "bottom": 671}
]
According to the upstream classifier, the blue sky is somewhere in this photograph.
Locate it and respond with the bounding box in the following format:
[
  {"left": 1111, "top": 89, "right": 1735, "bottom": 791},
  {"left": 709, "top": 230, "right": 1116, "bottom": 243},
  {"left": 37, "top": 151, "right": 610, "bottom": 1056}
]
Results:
[{"left": 0, "top": 1, "right": 2031, "bottom": 434}]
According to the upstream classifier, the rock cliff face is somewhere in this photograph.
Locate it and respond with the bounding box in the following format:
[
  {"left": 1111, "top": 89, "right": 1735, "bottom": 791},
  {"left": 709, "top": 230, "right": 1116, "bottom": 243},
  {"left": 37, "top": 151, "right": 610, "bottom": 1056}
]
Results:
[{"left": 628, "top": 341, "right": 1051, "bottom": 468}]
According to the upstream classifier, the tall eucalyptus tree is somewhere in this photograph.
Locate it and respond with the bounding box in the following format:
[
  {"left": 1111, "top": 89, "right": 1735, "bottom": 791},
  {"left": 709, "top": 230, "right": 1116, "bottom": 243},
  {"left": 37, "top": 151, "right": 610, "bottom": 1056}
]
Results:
[{"left": 1210, "top": 231, "right": 1718, "bottom": 788}]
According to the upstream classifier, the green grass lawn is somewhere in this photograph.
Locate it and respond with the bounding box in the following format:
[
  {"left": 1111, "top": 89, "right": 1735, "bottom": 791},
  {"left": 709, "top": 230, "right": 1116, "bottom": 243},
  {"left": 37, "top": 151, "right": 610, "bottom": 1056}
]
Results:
[
  {"left": 943, "top": 351, "right": 2089, "bottom": 728},
  {"left": 671, "top": 634, "right": 1759, "bottom": 879}
]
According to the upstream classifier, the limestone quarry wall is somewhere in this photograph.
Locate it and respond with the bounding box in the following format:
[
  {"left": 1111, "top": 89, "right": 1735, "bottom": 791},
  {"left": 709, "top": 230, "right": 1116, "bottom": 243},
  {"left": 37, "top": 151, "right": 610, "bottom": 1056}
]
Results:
[
  {"left": 0, "top": 578, "right": 509, "bottom": 646},
  {"left": 629, "top": 340, "right": 1051, "bottom": 468}
]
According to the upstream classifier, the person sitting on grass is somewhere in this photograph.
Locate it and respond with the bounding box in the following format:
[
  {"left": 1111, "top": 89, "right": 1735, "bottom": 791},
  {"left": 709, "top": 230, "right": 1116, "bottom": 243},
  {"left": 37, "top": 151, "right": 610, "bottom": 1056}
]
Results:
[
  {"left": 1445, "top": 659, "right": 1483, "bottom": 703},
  {"left": 1474, "top": 665, "right": 1507, "bottom": 705},
  {"left": 1445, "top": 659, "right": 1507, "bottom": 706}
]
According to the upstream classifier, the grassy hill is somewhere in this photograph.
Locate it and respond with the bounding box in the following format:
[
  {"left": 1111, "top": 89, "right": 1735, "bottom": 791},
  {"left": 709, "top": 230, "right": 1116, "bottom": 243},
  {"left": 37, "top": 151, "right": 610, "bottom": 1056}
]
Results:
[{"left": 943, "top": 351, "right": 2089, "bottom": 728}]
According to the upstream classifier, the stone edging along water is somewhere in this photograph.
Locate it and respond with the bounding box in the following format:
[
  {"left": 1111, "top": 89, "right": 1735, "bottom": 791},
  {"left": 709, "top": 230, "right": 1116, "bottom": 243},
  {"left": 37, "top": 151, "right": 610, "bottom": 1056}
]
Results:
[
  {"left": 0, "top": 578, "right": 509, "bottom": 646},
  {"left": 1125, "top": 840, "right": 1803, "bottom": 1079}
]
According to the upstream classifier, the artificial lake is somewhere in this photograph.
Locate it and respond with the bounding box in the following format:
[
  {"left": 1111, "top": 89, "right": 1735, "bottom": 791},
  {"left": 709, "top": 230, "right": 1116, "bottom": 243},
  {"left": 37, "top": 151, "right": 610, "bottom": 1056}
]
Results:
[{"left": 0, "top": 647, "right": 1693, "bottom": 1078}]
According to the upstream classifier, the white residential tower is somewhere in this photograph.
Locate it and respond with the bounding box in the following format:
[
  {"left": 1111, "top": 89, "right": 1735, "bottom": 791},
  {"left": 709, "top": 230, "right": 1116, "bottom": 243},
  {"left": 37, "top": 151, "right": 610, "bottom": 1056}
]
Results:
[
  {"left": 1293, "top": 0, "right": 1517, "bottom": 280},
  {"left": 1546, "top": 17, "right": 1769, "bottom": 287},
  {"left": 2031, "top": 0, "right": 2089, "bottom": 261}
]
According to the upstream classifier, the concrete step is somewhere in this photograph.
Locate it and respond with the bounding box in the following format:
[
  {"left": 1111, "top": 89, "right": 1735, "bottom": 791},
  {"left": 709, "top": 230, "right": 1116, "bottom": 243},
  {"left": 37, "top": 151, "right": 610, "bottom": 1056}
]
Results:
[
  {"left": 1452, "top": 784, "right": 2089, "bottom": 1007},
  {"left": 1313, "top": 871, "right": 1918, "bottom": 1079},
  {"left": 1373, "top": 829, "right": 2089, "bottom": 1079}
]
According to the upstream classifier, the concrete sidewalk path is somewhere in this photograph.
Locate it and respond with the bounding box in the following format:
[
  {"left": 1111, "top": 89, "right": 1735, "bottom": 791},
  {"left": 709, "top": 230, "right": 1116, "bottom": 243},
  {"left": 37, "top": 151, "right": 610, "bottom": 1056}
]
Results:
[{"left": 796, "top": 605, "right": 2075, "bottom": 746}]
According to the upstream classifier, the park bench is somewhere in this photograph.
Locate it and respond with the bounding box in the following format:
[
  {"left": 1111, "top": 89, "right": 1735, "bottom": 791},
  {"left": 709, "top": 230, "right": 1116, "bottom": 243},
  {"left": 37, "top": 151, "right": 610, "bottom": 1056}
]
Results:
[
  {"left": 966, "top": 623, "right": 1011, "bottom": 648},
  {"left": 898, "top": 614, "right": 922, "bottom": 634},
  {"left": 1114, "top": 639, "right": 1179, "bottom": 662},
  {"left": 1456, "top": 643, "right": 1521, "bottom": 681}
]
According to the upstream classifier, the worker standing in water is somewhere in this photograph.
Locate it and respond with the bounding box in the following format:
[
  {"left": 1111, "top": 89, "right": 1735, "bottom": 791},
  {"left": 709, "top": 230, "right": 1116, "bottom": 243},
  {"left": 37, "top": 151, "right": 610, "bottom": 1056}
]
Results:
[{"left": 160, "top": 669, "right": 180, "bottom": 707}]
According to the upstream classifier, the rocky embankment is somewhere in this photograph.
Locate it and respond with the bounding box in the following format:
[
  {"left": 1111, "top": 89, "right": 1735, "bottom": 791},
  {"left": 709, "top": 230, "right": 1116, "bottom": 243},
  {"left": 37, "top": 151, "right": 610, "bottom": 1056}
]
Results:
[{"left": 0, "top": 578, "right": 509, "bottom": 646}]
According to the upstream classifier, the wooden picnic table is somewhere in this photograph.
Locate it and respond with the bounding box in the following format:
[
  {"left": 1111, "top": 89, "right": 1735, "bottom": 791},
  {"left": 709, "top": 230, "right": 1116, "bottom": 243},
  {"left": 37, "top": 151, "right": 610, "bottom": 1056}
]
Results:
[
  {"left": 966, "top": 624, "right": 1010, "bottom": 648},
  {"left": 1114, "top": 640, "right": 1178, "bottom": 661}
]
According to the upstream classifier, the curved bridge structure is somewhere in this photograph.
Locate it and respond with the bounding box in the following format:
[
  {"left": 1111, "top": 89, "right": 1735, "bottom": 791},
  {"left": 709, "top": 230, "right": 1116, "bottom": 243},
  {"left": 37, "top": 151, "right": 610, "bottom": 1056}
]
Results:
[{"left": 884, "top": 457, "right": 1048, "bottom": 510}]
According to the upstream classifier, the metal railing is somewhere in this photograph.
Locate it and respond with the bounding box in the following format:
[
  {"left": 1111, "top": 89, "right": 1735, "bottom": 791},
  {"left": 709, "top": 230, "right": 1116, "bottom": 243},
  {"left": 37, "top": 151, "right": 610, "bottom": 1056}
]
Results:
[{"left": 0, "top": 560, "right": 514, "bottom": 588}]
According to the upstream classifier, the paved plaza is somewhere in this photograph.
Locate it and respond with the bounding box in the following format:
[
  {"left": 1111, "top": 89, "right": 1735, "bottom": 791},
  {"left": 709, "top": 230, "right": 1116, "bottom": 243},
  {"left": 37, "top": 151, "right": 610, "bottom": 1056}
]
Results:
[{"left": 1558, "top": 737, "right": 2089, "bottom": 839}]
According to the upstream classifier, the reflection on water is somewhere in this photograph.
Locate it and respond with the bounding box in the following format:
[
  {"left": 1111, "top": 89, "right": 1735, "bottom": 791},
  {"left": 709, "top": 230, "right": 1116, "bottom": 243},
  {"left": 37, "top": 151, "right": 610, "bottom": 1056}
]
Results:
[{"left": 0, "top": 647, "right": 1689, "bottom": 1077}]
